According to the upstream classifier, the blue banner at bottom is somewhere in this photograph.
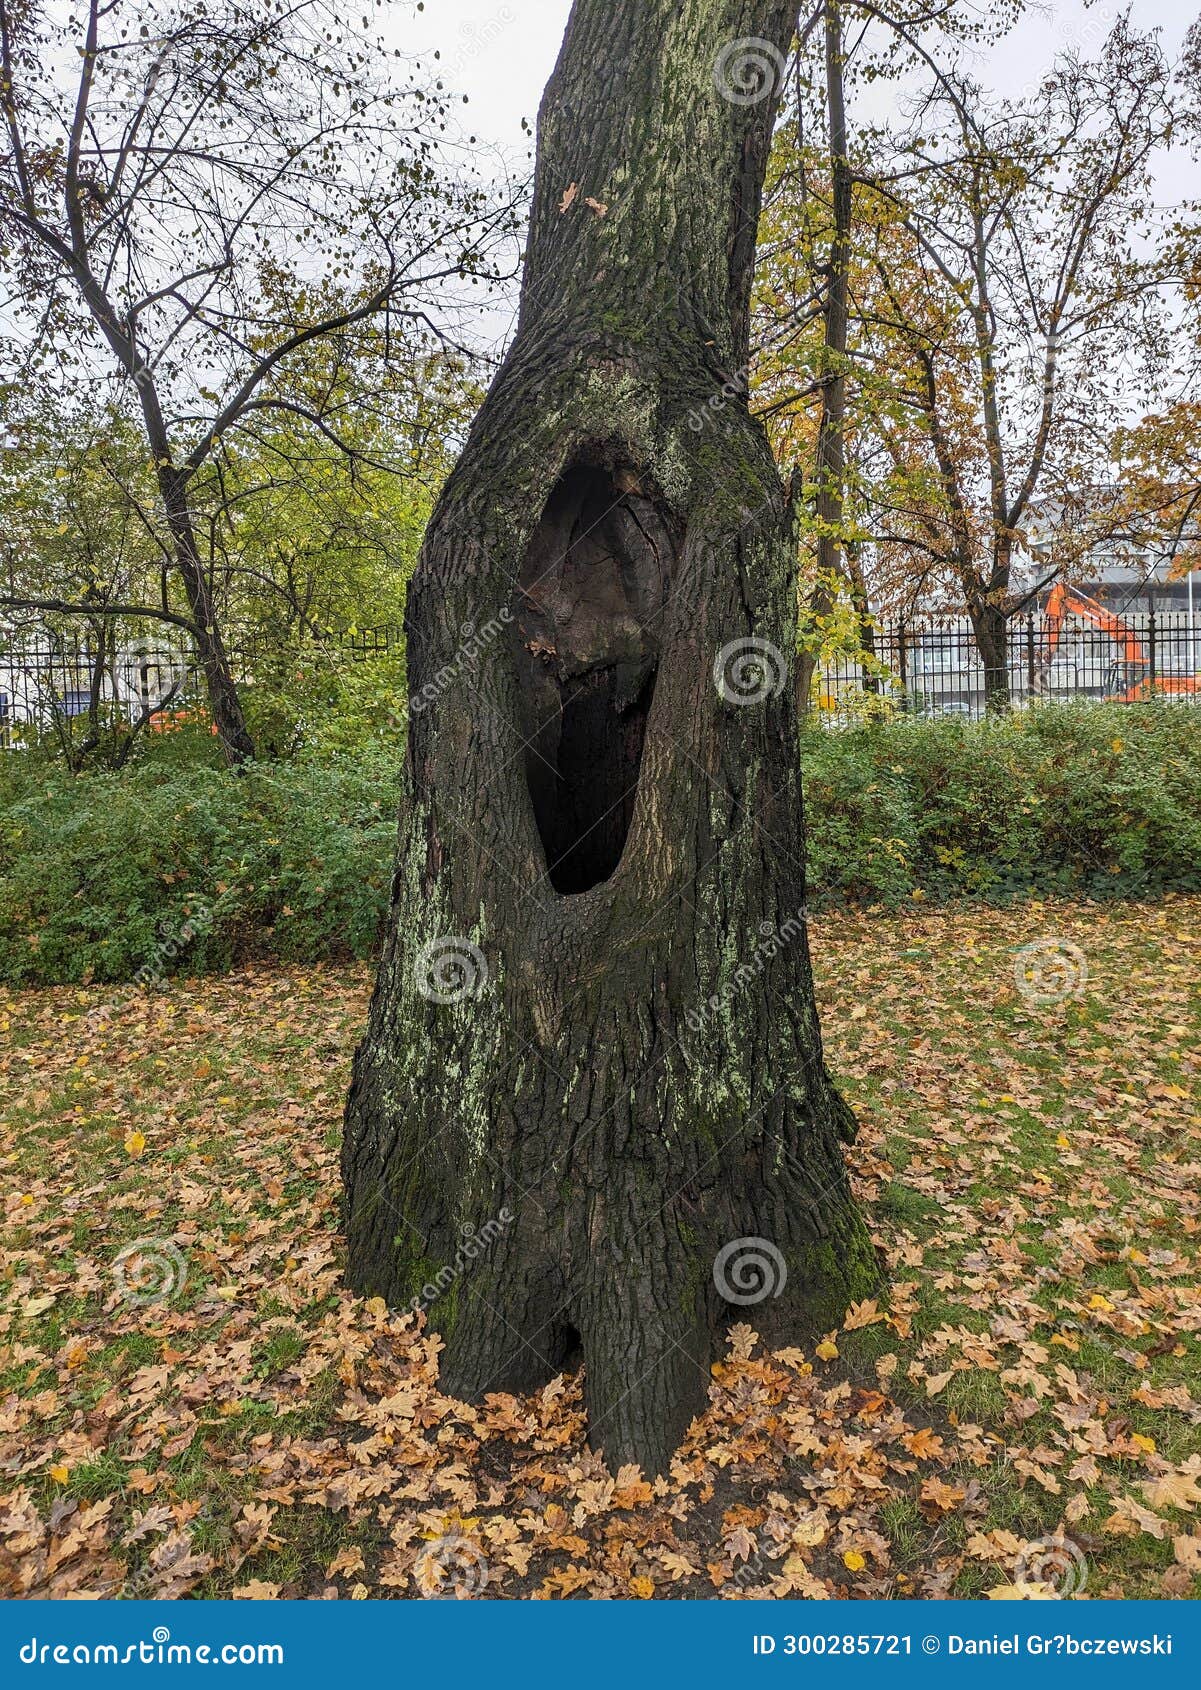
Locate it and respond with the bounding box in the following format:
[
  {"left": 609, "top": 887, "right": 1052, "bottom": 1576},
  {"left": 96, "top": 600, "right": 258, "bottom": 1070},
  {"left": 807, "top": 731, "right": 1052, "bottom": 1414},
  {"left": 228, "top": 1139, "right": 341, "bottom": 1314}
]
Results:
[{"left": 0, "top": 1600, "right": 1194, "bottom": 1688}]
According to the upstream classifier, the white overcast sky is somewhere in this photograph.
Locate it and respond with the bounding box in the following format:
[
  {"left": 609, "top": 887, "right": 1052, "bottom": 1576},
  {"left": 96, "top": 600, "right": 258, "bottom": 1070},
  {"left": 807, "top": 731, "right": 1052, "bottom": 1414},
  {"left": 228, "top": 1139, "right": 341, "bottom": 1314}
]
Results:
[
  {"left": 395, "top": 0, "right": 1197, "bottom": 353},
  {"left": 400, "top": 0, "right": 1196, "bottom": 185}
]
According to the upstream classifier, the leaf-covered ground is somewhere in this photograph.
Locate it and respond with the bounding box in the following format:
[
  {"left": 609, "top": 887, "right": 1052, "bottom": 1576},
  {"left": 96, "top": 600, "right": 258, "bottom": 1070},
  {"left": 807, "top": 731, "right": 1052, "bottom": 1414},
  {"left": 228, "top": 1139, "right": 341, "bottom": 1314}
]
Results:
[{"left": 1, "top": 896, "right": 1198, "bottom": 1600}]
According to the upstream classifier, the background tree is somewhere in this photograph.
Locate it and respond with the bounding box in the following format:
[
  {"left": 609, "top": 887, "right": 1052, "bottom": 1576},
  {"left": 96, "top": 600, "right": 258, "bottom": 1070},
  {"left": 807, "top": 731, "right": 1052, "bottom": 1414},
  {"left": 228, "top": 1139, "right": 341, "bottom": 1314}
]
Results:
[
  {"left": 870, "top": 18, "right": 1178, "bottom": 704},
  {"left": 342, "top": 0, "right": 877, "bottom": 1476},
  {"left": 0, "top": 403, "right": 172, "bottom": 765},
  {"left": 1100, "top": 173, "right": 1201, "bottom": 594},
  {"left": 754, "top": 7, "right": 1184, "bottom": 708},
  {"left": 0, "top": 342, "right": 474, "bottom": 763},
  {"left": 1109, "top": 405, "right": 1201, "bottom": 585},
  {"left": 0, "top": 0, "right": 511, "bottom": 760}
]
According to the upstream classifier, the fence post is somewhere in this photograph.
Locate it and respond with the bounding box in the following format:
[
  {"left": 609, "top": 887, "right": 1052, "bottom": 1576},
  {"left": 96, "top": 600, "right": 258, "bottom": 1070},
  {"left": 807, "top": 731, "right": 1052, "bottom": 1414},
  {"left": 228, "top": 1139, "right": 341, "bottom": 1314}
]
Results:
[
  {"left": 897, "top": 618, "right": 908, "bottom": 706},
  {"left": 1025, "top": 613, "right": 1035, "bottom": 697},
  {"left": 1148, "top": 600, "right": 1157, "bottom": 689}
]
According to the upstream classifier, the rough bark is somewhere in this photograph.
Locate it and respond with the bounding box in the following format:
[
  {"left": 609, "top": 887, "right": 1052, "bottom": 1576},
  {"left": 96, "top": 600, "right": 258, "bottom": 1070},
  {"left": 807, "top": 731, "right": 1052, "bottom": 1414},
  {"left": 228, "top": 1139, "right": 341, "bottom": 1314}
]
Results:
[
  {"left": 796, "top": 0, "right": 852, "bottom": 716},
  {"left": 342, "top": 0, "right": 878, "bottom": 1476}
]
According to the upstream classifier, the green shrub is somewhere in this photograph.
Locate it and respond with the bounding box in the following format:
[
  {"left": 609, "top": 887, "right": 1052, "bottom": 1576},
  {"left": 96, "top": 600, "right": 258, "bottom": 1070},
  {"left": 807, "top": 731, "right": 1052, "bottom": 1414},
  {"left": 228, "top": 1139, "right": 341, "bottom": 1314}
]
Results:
[
  {"left": 1, "top": 702, "right": 1197, "bottom": 986},
  {"left": 800, "top": 701, "right": 1201, "bottom": 905},
  {"left": 0, "top": 750, "right": 398, "bottom": 986}
]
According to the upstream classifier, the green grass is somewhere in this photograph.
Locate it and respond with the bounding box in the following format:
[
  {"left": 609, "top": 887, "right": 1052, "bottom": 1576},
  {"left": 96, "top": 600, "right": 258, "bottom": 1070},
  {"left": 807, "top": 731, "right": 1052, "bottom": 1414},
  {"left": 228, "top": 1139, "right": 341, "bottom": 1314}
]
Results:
[{"left": 1, "top": 896, "right": 1198, "bottom": 1599}]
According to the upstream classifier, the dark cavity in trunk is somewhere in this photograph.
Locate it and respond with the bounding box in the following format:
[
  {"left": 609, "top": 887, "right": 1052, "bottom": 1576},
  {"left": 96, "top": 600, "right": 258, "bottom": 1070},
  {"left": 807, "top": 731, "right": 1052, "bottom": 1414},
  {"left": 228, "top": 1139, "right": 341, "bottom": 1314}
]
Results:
[{"left": 512, "top": 456, "right": 678, "bottom": 894}]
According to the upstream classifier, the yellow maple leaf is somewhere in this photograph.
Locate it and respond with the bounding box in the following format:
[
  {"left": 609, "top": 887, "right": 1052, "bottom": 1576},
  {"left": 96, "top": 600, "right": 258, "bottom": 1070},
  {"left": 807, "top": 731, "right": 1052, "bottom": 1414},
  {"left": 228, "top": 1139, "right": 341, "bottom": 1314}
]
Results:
[
  {"left": 842, "top": 1550, "right": 866, "bottom": 1572},
  {"left": 124, "top": 1131, "right": 146, "bottom": 1157},
  {"left": 629, "top": 1575, "right": 654, "bottom": 1599},
  {"left": 49, "top": 1464, "right": 69, "bottom": 1485},
  {"left": 1143, "top": 1469, "right": 1201, "bottom": 1512},
  {"left": 815, "top": 1339, "right": 839, "bottom": 1361}
]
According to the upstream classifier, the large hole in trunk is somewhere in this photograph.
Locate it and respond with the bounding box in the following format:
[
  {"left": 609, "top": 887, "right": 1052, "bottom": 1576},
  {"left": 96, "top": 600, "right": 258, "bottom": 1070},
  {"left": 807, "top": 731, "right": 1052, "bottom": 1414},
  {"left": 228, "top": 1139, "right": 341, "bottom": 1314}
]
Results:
[{"left": 512, "top": 458, "right": 677, "bottom": 895}]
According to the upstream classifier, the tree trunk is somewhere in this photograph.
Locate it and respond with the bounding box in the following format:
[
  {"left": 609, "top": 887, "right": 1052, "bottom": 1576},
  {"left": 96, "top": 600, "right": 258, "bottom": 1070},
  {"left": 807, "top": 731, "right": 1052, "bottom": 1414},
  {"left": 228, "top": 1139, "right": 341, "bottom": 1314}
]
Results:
[
  {"left": 846, "top": 543, "right": 878, "bottom": 694},
  {"left": 796, "top": 0, "right": 852, "bottom": 717},
  {"left": 159, "top": 468, "right": 256, "bottom": 765},
  {"left": 68, "top": 264, "right": 257, "bottom": 766},
  {"left": 970, "top": 596, "right": 1010, "bottom": 714},
  {"left": 342, "top": 0, "right": 878, "bottom": 1476}
]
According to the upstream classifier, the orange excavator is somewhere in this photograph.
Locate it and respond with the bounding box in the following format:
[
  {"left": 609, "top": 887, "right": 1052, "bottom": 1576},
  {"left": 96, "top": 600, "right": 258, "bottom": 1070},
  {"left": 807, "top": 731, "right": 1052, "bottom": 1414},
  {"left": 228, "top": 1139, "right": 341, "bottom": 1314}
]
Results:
[{"left": 1034, "top": 580, "right": 1201, "bottom": 702}]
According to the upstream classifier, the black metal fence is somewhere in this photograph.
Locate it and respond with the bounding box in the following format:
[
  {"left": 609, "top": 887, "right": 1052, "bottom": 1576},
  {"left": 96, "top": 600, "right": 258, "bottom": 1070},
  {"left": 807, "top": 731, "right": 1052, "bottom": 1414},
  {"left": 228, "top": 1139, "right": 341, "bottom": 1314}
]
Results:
[
  {"left": 2, "top": 609, "right": 1198, "bottom": 746},
  {"left": 0, "top": 621, "right": 405, "bottom": 748},
  {"left": 813, "top": 608, "right": 1200, "bottom": 722}
]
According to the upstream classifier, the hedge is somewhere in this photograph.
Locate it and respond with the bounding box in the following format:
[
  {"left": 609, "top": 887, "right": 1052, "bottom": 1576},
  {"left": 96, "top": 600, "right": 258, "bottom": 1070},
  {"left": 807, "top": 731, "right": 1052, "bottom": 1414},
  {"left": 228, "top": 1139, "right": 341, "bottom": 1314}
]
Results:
[{"left": 1, "top": 702, "right": 1196, "bottom": 986}]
